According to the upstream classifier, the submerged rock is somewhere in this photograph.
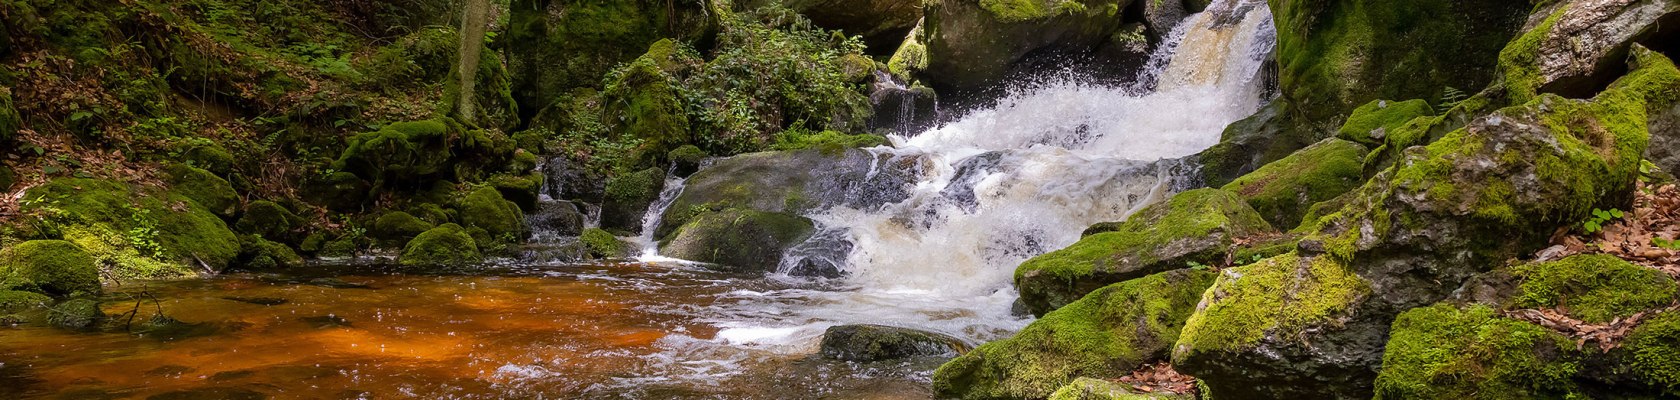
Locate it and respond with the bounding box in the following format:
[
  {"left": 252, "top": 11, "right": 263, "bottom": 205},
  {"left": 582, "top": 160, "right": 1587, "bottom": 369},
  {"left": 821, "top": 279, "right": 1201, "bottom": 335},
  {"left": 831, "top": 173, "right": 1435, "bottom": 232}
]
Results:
[
  {"left": 1014, "top": 188, "right": 1272, "bottom": 316},
  {"left": 660, "top": 209, "right": 815, "bottom": 273},
  {"left": 818, "top": 324, "right": 968, "bottom": 362},
  {"left": 935, "top": 269, "right": 1216, "bottom": 399},
  {"left": 48, "top": 298, "right": 103, "bottom": 330}
]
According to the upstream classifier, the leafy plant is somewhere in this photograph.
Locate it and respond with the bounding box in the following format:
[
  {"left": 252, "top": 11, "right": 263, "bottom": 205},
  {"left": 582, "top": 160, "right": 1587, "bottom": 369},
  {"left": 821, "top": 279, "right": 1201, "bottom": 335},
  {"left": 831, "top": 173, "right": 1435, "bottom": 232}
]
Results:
[
  {"left": 1438, "top": 86, "right": 1469, "bottom": 114},
  {"left": 1653, "top": 237, "right": 1680, "bottom": 250},
  {"left": 1581, "top": 208, "right": 1625, "bottom": 234}
]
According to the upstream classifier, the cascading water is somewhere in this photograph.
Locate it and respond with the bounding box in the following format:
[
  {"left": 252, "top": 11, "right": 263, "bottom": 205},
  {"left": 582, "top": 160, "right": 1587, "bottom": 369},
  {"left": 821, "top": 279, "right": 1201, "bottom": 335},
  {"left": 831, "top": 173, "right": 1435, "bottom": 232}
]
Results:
[{"left": 615, "top": 0, "right": 1277, "bottom": 391}]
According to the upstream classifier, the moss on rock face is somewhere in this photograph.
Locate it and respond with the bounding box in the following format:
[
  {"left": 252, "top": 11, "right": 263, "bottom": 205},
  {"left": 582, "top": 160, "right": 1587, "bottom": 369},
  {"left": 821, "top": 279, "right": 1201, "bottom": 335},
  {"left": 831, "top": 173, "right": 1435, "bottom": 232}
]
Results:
[
  {"left": 0, "top": 88, "right": 18, "bottom": 143},
  {"left": 1512, "top": 254, "right": 1678, "bottom": 324},
  {"left": 234, "top": 200, "right": 304, "bottom": 244},
  {"left": 659, "top": 208, "right": 815, "bottom": 273},
  {"left": 819, "top": 324, "right": 969, "bottom": 362},
  {"left": 601, "top": 40, "right": 697, "bottom": 169},
  {"left": 48, "top": 298, "right": 104, "bottom": 330},
  {"left": 302, "top": 171, "right": 370, "bottom": 212},
  {"left": 22, "top": 178, "right": 239, "bottom": 276},
  {"left": 164, "top": 163, "right": 239, "bottom": 218},
  {"left": 1220, "top": 138, "right": 1368, "bottom": 229},
  {"left": 1015, "top": 188, "right": 1272, "bottom": 315},
  {"left": 1624, "top": 311, "right": 1680, "bottom": 393},
  {"left": 1173, "top": 252, "right": 1370, "bottom": 363},
  {"left": 456, "top": 187, "right": 525, "bottom": 244},
  {"left": 0, "top": 240, "right": 101, "bottom": 297},
  {"left": 0, "top": 290, "right": 52, "bottom": 314},
  {"left": 934, "top": 269, "right": 1216, "bottom": 400},
  {"left": 399, "top": 223, "right": 482, "bottom": 267},
  {"left": 176, "top": 141, "right": 236, "bottom": 177},
  {"left": 506, "top": 0, "right": 715, "bottom": 120},
  {"left": 1270, "top": 0, "right": 1528, "bottom": 125},
  {"left": 601, "top": 167, "right": 666, "bottom": 234},
  {"left": 1374, "top": 305, "right": 1582, "bottom": 399},
  {"left": 234, "top": 236, "right": 303, "bottom": 270},
  {"left": 580, "top": 228, "right": 632, "bottom": 259},
  {"left": 920, "top": 0, "right": 1133, "bottom": 95},
  {"left": 1337, "top": 99, "right": 1435, "bottom": 147}
]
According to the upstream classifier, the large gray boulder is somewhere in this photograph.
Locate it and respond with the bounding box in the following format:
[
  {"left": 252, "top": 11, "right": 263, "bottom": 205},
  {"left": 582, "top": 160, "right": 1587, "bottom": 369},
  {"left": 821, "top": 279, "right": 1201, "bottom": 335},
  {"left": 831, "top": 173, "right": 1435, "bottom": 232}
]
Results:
[
  {"left": 1502, "top": 0, "right": 1680, "bottom": 100},
  {"left": 654, "top": 148, "right": 923, "bottom": 240}
]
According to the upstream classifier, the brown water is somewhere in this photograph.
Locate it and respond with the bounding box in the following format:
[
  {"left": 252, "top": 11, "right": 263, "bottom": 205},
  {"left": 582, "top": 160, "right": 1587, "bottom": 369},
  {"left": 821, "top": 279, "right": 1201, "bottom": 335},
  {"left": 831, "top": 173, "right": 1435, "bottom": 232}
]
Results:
[{"left": 0, "top": 262, "right": 943, "bottom": 399}]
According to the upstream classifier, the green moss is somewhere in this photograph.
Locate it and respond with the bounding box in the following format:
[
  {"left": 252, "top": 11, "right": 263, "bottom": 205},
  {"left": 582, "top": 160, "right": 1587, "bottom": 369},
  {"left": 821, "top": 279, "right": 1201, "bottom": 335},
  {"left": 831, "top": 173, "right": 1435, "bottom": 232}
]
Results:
[
  {"left": 601, "top": 166, "right": 666, "bottom": 232},
  {"left": 234, "top": 200, "right": 303, "bottom": 243},
  {"left": 1015, "top": 188, "right": 1272, "bottom": 315},
  {"left": 399, "top": 223, "right": 482, "bottom": 267},
  {"left": 933, "top": 270, "right": 1216, "bottom": 399},
  {"left": 22, "top": 178, "right": 238, "bottom": 275},
  {"left": 164, "top": 163, "right": 239, "bottom": 217},
  {"left": 175, "top": 141, "right": 236, "bottom": 177},
  {"left": 979, "top": 0, "right": 1049, "bottom": 22},
  {"left": 302, "top": 171, "right": 369, "bottom": 211},
  {"left": 1173, "top": 253, "right": 1370, "bottom": 359},
  {"left": 488, "top": 173, "right": 543, "bottom": 212},
  {"left": 0, "top": 89, "right": 18, "bottom": 143},
  {"left": 332, "top": 119, "right": 454, "bottom": 184},
  {"left": 1511, "top": 254, "right": 1678, "bottom": 324},
  {"left": 1498, "top": 7, "right": 1566, "bottom": 104},
  {"left": 580, "top": 228, "right": 630, "bottom": 259},
  {"left": 667, "top": 144, "right": 709, "bottom": 173},
  {"left": 456, "top": 186, "right": 524, "bottom": 242},
  {"left": 1272, "top": 0, "right": 1528, "bottom": 125},
  {"left": 406, "top": 203, "right": 453, "bottom": 225},
  {"left": 772, "top": 130, "right": 889, "bottom": 154},
  {"left": 888, "top": 25, "right": 928, "bottom": 79},
  {"left": 371, "top": 211, "right": 435, "bottom": 243},
  {"left": 235, "top": 235, "right": 302, "bottom": 270},
  {"left": 1221, "top": 139, "right": 1368, "bottom": 229},
  {"left": 0, "top": 240, "right": 100, "bottom": 297},
  {"left": 602, "top": 42, "right": 696, "bottom": 168},
  {"left": 506, "top": 0, "right": 714, "bottom": 119},
  {"left": 0, "top": 290, "right": 52, "bottom": 314},
  {"left": 1625, "top": 311, "right": 1680, "bottom": 392},
  {"left": 1374, "top": 305, "right": 1582, "bottom": 399},
  {"left": 659, "top": 208, "right": 815, "bottom": 272},
  {"left": 320, "top": 238, "right": 360, "bottom": 258},
  {"left": 1338, "top": 99, "right": 1435, "bottom": 146}
]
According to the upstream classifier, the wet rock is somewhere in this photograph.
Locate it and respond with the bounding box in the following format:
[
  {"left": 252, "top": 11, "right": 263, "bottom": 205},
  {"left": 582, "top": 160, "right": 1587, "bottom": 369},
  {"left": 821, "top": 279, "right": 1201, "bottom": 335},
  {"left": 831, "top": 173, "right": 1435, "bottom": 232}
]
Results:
[
  {"left": 667, "top": 145, "right": 709, "bottom": 178},
  {"left": 0, "top": 290, "right": 52, "bottom": 314},
  {"left": 306, "top": 278, "right": 372, "bottom": 290},
  {"left": 371, "top": 211, "right": 435, "bottom": 244},
  {"left": 819, "top": 324, "right": 969, "bottom": 362},
  {"left": 1173, "top": 53, "right": 1673, "bottom": 398},
  {"left": 1220, "top": 138, "right": 1367, "bottom": 229},
  {"left": 1335, "top": 99, "right": 1435, "bottom": 147},
  {"left": 581, "top": 228, "right": 635, "bottom": 259},
  {"left": 302, "top": 315, "right": 353, "bottom": 329},
  {"left": 539, "top": 155, "right": 605, "bottom": 204},
  {"left": 934, "top": 269, "right": 1216, "bottom": 399},
  {"left": 660, "top": 209, "right": 815, "bottom": 273},
  {"left": 918, "top": 0, "right": 1136, "bottom": 95},
  {"left": 601, "top": 167, "right": 667, "bottom": 235},
  {"left": 1015, "top": 188, "right": 1273, "bottom": 316},
  {"left": 235, "top": 200, "right": 305, "bottom": 245},
  {"left": 233, "top": 236, "right": 303, "bottom": 271},
  {"left": 657, "top": 148, "right": 922, "bottom": 240},
  {"left": 48, "top": 298, "right": 103, "bottom": 330},
  {"left": 527, "top": 201, "right": 586, "bottom": 237},
  {"left": 302, "top": 172, "right": 370, "bottom": 212},
  {"left": 456, "top": 187, "right": 526, "bottom": 244},
  {"left": 145, "top": 365, "right": 195, "bottom": 378},
  {"left": 1502, "top": 0, "right": 1680, "bottom": 101},
  {"left": 868, "top": 78, "right": 940, "bottom": 135}
]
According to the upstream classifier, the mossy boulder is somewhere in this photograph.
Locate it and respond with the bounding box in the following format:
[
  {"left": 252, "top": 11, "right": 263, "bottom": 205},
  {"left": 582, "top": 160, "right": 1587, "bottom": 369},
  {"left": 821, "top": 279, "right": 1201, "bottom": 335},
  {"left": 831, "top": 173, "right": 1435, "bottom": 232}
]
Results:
[
  {"left": 1270, "top": 0, "right": 1529, "bottom": 125},
  {"left": 0, "top": 290, "right": 52, "bottom": 315},
  {"left": 659, "top": 208, "right": 816, "bottom": 273},
  {"left": 919, "top": 0, "right": 1136, "bottom": 95},
  {"left": 581, "top": 228, "right": 634, "bottom": 259},
  {"left": 333, "top": 119, "right": 454, "bottom": 185},
  {"left": 601, "top": 167, "right": 667, "bottom": 234},
  {"left": 667, "top": 145, "right": 709, "bottom": 177},
  {"left": 48, "top": 298, "right": 103, "bottom": 330},
  {"left": 819, "top": 324, "right": 969, "bottom": 362},
  {"left": 456, "top": 187, "right": 525, "bottom": 243},
  {"left": 234, "top": 200, "right": 304, "bottom": 244},
  {"left": 22, "top": 178, "right": 239, "bottom": 277},
  {"left": 488, "top": 173, "right": 543, "bottom": 212},
  {"left": 1374, "top": 304, "right": 1583, "bottom": 399},
  {"left": 1220, "top": 138, "right": 1367, "bottom": 229},
  {"left": 1499, "top": 1, "right": 1680, "bottom": 103},
  {"left": 934, "top": 269, "right": 1216, "bottom": 399},
  {"left": 176, "top": 141, "right": 236, "bottom": 177},
  {"left": 1194, "top": 101, "right": 1322, "bottom": 187},
  {"left": 0, "top": 240, "right": 101, "bottom": 297},
  {"left": 1049, "top": 377, "right": 1192, "bottom": 400},
  {"left": 1015, "top": 188, "right": 1272, "bottom": 316},
  {"left": 371, "top": 211, "right": 436, "bottom": 243},
  {"left": 747, "top": 0, "right": 923, "bottom": 53},
  {"left": 529, "top": 201, "right": 586, "bottom": 237},
  {"left": 1336, "top": 99, "right": 1435, "bottom": 147},
  {"left": 1173, "top": 51, "right": 1674, "bottom": 398},
  {"left": 233, "top": 236, "right": 303, "bottom": 270},
  {"left": 656, "top": 148, "right": 919, "bottom": 240},
  {"left": 399, "top": 223, "right": 482, "bottom": 267},
  {"left": 164, "top": 163, "right": 239, "bottom": 218},
  {"left": 601, "top": 40, "right": 699, "bottom": 169},
  {"left": 1618, "top": 310, "right": 1680, "bottom": 394}
]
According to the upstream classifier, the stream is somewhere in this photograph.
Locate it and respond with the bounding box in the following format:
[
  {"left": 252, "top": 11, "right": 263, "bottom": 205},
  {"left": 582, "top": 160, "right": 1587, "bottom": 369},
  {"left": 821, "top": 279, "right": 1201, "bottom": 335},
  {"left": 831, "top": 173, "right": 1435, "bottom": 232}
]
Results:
[{"left": 0, "top": 0, "right": 1276, "bottom": 398}]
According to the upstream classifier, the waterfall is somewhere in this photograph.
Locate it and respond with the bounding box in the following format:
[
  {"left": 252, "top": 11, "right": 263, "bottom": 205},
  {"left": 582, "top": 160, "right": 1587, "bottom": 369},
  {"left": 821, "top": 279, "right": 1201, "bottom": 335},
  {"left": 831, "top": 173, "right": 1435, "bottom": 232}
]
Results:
[
  {"left": 687, "top": 0, "right": 1277, "bottom": 348},
  {"left": 633, "top": 174, "right": 688, "bottom": 260}
]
